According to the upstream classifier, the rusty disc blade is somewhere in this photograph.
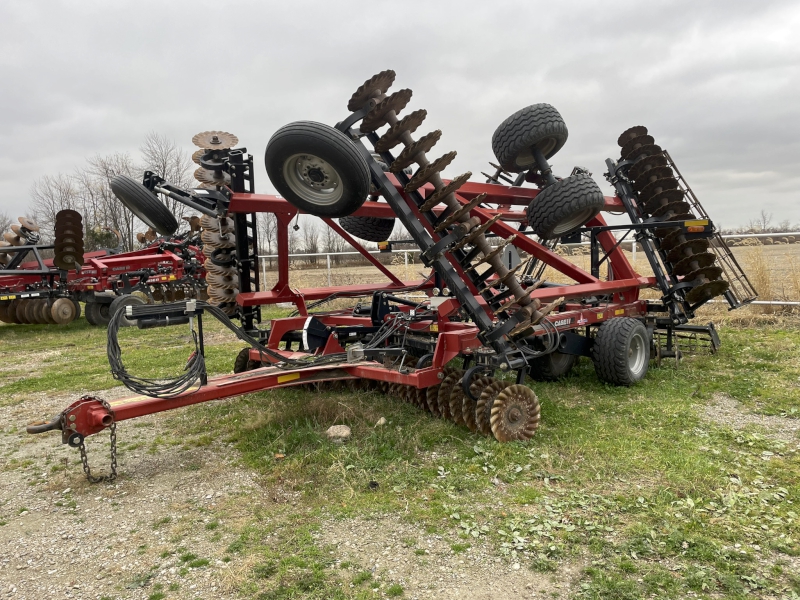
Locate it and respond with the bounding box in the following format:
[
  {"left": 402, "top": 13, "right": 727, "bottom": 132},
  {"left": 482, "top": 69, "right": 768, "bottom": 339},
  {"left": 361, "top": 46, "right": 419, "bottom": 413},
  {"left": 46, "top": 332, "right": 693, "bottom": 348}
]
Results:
[
  {"left": 405, "top": 152, "right": 457, "bottom": 193},
  {"left": 0, "top": 302, "right": 11, "bottom": 324},
  {"left": 490, "top": 384, "right": 541, "bottom": 442},
  {"left": 448, "top": 381, "right": 466, "bottom": 426},
  {"left": 672, "top": 251, "right": 716, "bottom": 276},
  {"left": 622, "top": 142, "right": 662, "bottom": 162},
  {"left": 476, "top": 380, "right": 505, "bottom": 437},
  {"left": 617, "top": 126, "right": 648, "bottom": 147},
  {"left": 667, "top": 238, "right": 710, "bottom": 264},
  {"left": 16, "top": 300, "right": 30, "bottom": 324},
  {"left": 391, "top": 130, "right": 442, "bottom": 173},
  {"left": 437, "top": 373, "right": 462, "bottom": 420},
  {"left": 203, "top": 259, "right": 237, "bottom": 277},
  {"left": 684, "top": 265, "right": 723, "bottom": 284},
  {"left": 374, "top": 109, "right": 427, "bottom": 152},
  {"left": 628, "top": 154, "right": 668, "bottom": 181},
  {"left": 200, "top": 214, "right": 234, "bottom": 233},
  {"left": 655, "top": 213, "right": 696, "bottom": 238},
  {"left": 191, "top": 131, "right": 238, "bottom": 149},
  {"left": 56, "top": 209, "right": 82, "bottom": 222},
  {"left": 361, "top": 89, "right": 413, "bottom": 133},
  {"left": 18, "top": 217, "right": 40, "bottom": 232},
  {"left": 192, "top": 149, "right": 205, "bottom": 164},
  {"left": 639, "top": 177, "right": 679, "bottom": 203},
  {"left": 201, "top": 230, "right": 236, "bottom": 249},
  {"left": 658, "top": 228, "right": 688, "bottom": 253},
  {"left": 3, "top": 232, "right": 24, "bottom": 246},
  {"left": 206, "top": 272, "right": 239, "bottom": 289},
  {"left": 685, "top": 279, "right": 729, "bottom": 305},
  {"left": 50, "top": 298, "right": 77, "bottom": 324},
  {"left": 652, "top": 201, "right": 691, "bottom": 219},
  {"left": 620, "top": 134, "right": 655, "bottom": 161},
  {"left": 24, "top": 300, "right": 39, "bottom": 324},
  {"left": 633, "top": 166, "right": 674, "bottom": 191},
  {"left": 194, "top": 167, "right": 231, "bottom": 187},
  {"left": 347, "top": 70, "right": 396, "bottom": 112},
  {"left": 207, "top": 285, "right": 238, "bottom": 304},
  {"left": 425, "top": 385, "right": 441, "bottom": 416}
]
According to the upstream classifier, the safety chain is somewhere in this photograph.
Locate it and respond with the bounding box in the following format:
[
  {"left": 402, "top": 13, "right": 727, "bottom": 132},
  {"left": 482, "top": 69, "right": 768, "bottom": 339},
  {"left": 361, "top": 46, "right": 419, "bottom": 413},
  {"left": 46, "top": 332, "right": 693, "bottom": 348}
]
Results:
[{"left": 72, "top": 396, "right": 117, "bottom": 483}]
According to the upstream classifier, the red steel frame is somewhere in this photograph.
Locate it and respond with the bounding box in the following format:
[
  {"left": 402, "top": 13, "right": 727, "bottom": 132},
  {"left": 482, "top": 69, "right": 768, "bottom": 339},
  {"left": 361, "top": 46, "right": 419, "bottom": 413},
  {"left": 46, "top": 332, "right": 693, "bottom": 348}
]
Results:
[{"left": 32, "top": 175, "right": 658, "bottom": 444}]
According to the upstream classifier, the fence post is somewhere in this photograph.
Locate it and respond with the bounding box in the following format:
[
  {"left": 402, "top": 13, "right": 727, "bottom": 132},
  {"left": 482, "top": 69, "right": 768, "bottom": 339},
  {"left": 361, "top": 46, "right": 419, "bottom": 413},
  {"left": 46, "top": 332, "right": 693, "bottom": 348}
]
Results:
[
  {"left": 327, "top": 253, "right": 332, "bottom": 287},
  {"left": 404, "top": 251, "right": 408, "bottom": 267},
  {"left": 632, "top": 242, "right": 637, "bottom": 264},
  {"left": 261, "top": 257, "right": 267, "bottom": 287}
]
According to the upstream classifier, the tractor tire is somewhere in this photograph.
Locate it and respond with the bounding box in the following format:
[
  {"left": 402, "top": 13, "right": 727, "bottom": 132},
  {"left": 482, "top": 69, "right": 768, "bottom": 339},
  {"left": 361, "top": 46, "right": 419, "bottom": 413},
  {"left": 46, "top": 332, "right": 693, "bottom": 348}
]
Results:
[
  {"left": 526, "top": 173, "right": 605, "bottom": 239},
  {"left": 591, "top": 317, "right": 650, "bottom": 386},
  {"left": 265, "top": 121, "right": 370, "bottom": 218},
  {"left": 339, "top": 215, "right": 396, "bottom": 242},
  {"left": 110, "top": 175, "right": 179, "bottom": 236},
  {"left": 85, "top": 302, "right": 102, "bottom": 326},
  {"left": 491, "top": 104, "right": 569, "bottom": 173},
  {"left": 529, "top": 351, "right": 578, "bottom": 382},
  {"left": 109, "top": 294, "right": 146, "bottom": 327}
]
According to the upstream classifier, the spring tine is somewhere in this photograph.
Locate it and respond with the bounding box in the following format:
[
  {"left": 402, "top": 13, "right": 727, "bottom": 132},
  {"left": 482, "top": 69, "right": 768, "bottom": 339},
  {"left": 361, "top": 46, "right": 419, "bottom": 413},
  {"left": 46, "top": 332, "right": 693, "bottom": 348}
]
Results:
[
  {"left": 434, "top": 194, "right": 487, "bottom": 232},
  {"left": 405, "top": 152, "right": 457, "bottom": 192},
  {"left": 391, "top": 131, "right": 442, "bottom": 173},
  {"left": 419, "top": 172, "right": 471, "bottom": 212},
  {"left": 374, "top": 109, "right": 427, "bottom": 152}
]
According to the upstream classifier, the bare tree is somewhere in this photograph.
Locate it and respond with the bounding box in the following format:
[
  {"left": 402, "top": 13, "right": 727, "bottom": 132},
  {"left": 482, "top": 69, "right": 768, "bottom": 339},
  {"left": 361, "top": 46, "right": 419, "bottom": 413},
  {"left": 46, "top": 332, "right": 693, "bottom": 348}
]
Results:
[
  {"left": 140, "top": 132, "right": 194, "bottom": 222},
  {"left": 29, "top": 173, "right": 81, "bottom": 240},
  {"left": 300, "top": 220, "right": 320, "bottom": 264},
  {"left": 85, "top": 152, "right": 141, "bottom": 251},
  {"left": 0, "top": 210, "right": 12, "bottom": 234}
]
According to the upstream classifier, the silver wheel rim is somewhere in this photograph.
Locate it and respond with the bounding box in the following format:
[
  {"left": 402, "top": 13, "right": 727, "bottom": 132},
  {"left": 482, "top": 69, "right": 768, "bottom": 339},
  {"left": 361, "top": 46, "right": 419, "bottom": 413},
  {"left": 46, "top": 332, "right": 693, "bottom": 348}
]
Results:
[
  {"left": 628, "top": 330, "right": 647, "bottom": 377},
  {"left": 283, "top": 153, "right": 343, "bottom": 206},
  {"left": 552, "top": 207, "right": 597, "bottom": 236}
]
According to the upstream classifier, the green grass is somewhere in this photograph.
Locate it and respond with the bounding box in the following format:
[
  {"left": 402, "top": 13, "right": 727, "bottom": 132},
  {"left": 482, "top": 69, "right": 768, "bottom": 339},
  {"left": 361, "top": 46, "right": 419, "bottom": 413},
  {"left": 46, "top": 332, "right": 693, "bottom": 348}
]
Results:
[{"left": 3, "top": 316, "right": 799, "bottom": 598}]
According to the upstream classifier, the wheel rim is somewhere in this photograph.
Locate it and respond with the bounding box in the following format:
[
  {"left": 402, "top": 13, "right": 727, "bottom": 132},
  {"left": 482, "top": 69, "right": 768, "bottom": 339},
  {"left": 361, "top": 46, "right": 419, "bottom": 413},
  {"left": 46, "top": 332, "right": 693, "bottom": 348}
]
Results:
[
  {"left": 515, "top": 138, "right": 559, "bottom": 168},
  {"left": 552, "top": 207, "right": 597, "bottom": 236},
  {"left": 628, "top": 330, "right": 648, "bottom": 377},
  {"left": 283, "top": 153, "right": 343, "bottom": 206}
]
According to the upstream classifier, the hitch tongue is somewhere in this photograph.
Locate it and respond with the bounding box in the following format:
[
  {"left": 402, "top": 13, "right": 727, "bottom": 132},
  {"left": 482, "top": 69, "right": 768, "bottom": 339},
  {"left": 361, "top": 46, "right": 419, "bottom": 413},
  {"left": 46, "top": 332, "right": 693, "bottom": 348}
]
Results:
[{"left": 26, "top": 415, "right": 63, "bottom": 435}]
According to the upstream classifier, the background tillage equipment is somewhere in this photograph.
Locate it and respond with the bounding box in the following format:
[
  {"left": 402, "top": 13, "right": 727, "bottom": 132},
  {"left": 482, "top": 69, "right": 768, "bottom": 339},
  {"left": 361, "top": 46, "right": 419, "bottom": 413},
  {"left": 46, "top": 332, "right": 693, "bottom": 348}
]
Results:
[{"left": 27, "top": 70, "right": 755, "bottom": 481}]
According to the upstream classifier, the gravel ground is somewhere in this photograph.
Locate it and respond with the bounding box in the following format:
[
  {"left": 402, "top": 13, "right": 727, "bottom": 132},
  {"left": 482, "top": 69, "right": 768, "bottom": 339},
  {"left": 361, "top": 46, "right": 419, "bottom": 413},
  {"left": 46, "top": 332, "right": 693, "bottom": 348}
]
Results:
[
  {"left": 317, "top": 515, "right": 582, "bottom": 599},
  {"left": 1, "top": 389, "right": 259, "bottom": 600},
  {"left": 702, "top": 393, "right": 800, "bottom": 448}
]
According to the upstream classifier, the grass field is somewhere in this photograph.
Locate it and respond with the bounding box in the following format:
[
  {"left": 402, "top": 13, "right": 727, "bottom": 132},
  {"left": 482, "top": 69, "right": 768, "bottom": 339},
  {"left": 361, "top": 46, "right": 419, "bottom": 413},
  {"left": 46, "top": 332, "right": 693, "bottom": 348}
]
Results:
[{"left": 1, "top": 308, "right": 799, "bottom": 598}]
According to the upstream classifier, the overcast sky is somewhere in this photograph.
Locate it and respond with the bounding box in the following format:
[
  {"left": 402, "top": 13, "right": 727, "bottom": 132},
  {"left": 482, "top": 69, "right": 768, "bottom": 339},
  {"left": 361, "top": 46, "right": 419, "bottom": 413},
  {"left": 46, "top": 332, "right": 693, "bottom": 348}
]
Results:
[{"left": 1, "top": 0, "right": 798, "bottom": 230}]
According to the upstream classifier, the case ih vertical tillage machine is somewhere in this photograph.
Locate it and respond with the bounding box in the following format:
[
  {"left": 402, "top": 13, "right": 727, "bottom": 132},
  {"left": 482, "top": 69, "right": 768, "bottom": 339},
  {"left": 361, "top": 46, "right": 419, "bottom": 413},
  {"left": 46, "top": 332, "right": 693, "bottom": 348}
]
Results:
[{"left": 27, "top": 71, "right": 756, "bottom": 482}]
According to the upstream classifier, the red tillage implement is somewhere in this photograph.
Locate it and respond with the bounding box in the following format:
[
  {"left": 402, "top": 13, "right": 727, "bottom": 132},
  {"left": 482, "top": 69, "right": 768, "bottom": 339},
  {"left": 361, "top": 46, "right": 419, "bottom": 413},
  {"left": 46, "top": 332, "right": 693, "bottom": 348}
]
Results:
[{"left": 26, "top": 71, "right": 756, "bottom": 481}]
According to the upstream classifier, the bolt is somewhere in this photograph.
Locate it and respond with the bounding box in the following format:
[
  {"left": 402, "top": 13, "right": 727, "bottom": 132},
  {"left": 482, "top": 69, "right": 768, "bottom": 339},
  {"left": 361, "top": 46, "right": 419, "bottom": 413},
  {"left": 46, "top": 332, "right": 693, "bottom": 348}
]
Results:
[{"left": 69, "top": 415, "right": 76, "bottom": 422}]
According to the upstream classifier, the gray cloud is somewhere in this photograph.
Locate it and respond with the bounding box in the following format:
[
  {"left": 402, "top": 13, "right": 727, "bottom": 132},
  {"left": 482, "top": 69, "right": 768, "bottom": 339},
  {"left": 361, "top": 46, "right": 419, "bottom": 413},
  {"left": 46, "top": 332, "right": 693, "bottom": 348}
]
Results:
[{"left": 1, "top": 0, "right": 798, "bottom": 228}]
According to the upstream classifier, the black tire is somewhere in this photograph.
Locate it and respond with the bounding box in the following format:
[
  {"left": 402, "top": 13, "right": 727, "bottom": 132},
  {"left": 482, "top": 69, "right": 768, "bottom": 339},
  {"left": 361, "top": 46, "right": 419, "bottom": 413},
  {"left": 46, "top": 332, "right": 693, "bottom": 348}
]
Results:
[
  {"left": 85, "top": 302, "right": 101, "bottom": 326},
  {"left": 591, "top": 317, "right": 650, "bottom": 386},
  {"left": 233, "top": 348, "right": 250, "bottom": 374},
  {"left": 491, "top": 104, "right": 569, "bottom": 173},
  {"left": 265, "top": 121, "right": 370, "bottom": 218},
  {"left": 109, "top": 294, "right": 147, "bottom": 327},
  {"left": 529, "top": 351, "right": 578, "bottom": 382},
  {"left": 110, "top": 175, "right": 179, "bottom": 236},
  {"left": 527, "top": 174, "right": 605, "bottom": 239},
  {"left": 339, "top": 215, "right": 396, "bottom": 242}
]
